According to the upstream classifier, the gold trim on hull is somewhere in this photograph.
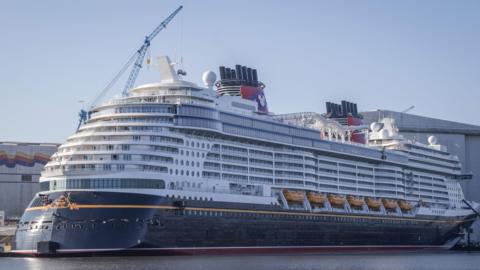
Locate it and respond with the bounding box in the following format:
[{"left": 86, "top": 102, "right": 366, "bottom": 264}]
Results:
[{"left": 23, "top": 203, "right": 471, "bottom": 224}]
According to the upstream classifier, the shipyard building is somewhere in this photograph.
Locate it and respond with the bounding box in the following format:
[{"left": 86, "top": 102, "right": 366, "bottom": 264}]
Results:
[
  {"left": 0, "top": 142, "right": 58, "bottom": 219},
  {"left": 361, "top": 110, "right": 480, "bottom": 202}
]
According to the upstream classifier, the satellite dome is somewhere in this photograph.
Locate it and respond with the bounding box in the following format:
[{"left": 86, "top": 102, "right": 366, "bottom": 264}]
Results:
[
  {"left": 370, "top": 122, "right": 383, "bottom": 132},
  {"left": 428, "top": 135, "right": 437, "bottom": 145},
  {"left": 202, "top": 70, "right": 217, "bottom": 88}
]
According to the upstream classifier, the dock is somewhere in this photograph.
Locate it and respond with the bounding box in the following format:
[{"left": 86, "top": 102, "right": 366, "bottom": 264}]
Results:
[{"left": 0, "top": 224, "right": 16, "bottom": 255}]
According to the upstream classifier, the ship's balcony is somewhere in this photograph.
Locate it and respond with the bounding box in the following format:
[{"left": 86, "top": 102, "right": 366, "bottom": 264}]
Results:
[
  {"left": 206, "top": 154, "right": 221, "bottom": 161},
  {"left": 221, "top": 167, "right": 248, "bottom": 174},
  {"left": 249, "top": 159, "right": 273, "bottom": 168},
  {"left": 249, "top": 152, "right": 273, "bottom": 160},
  {"left": 304, "top": 159, "right": 317, "bottom": 166},
  {"left": 356, "top": 183, "right": 374, "bottom": 190},
  {"left": 274, "top": 171, "right": 304, "bottom": 178},
  {"left": 249, "top": 170, "right": 274, "bottom": 177},
  {"left": 274, "top": 164, "right": 304, "bottom": 172},
  {"left": 274, "top": 156, "right": 304, "bottom": 163},
  {"left": 221, "top": 149, "right": 248, "bottom": 156},
  {"left": 317, "top": 164, "right": 338, "bottom": 171},
  {"left": 221, "top": 155, "right": 248, "bottom": 165},
  {"left": 374, "top": 171, "right": 398, "bottom": 178},
  {"left": 203, "top": 165, "right": 220, "bottom": 171}
]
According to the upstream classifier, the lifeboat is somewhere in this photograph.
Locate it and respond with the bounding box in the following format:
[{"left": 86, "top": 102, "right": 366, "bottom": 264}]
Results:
[
  {"left": 283, "top": 190, "right": 304, "bottom": 202},
  {"left": 398, "top": 200, "right": 413, "bottom": 211},
  {"left": 327, "top": 194, "right": 346, "bottom": 207},
  {"left": 382, "top": 198, "right": 398, "bottom": 211},
  {"left": 347, "top": 195, "right": 365, "bottom": 208},
  {"left": 366, "top": 197, "right": 382, "bottom": 209},
  {"left": 307, "top": 192, "right": 326, "bottom": 205}
]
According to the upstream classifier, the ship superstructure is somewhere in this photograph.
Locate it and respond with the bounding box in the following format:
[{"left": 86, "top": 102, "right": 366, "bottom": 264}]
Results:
[{"left": 13, "top": 56, "right": 476, "bottom": 256}]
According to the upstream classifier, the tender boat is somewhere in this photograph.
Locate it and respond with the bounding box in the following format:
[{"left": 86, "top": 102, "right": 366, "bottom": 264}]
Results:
[
  {"left": 382, "top": 198, "right": 398, "bottom": 211},
  {"left": 347, "top": 195, "right": 365, "bottom": 208},
  {"left": 307, "top": 192, "right": 326, "bottom": 205},
  {"left": 366, "top": 197, "right": 382, "bottom": 209},
  {"left": 398, "top": 200, "right": 413, "bottom": 211},
  {"left": 328, "top": 194, "right": 346, "bottom": 207},
  {"left": 283, "top": 189, "right": 305, "bottom": 202}
]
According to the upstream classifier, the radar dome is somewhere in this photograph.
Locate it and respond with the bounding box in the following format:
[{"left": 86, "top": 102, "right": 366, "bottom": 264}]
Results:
[
  {"left": 202, "top": 70, "right": 217, "bottom": 88},
  {"left": 370, "top": 122, "right": 383, "bottom": 132},
  {"left": 428, "top": 135, "right": 437, "bottom": 145}
]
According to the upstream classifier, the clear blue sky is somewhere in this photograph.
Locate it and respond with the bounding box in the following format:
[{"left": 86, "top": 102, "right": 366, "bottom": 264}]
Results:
[{"left": 1, "top": 0, "right": 479, "bottom": 143}]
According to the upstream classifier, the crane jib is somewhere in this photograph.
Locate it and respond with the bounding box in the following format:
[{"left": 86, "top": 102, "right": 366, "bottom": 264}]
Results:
[
  {"left": 76, "top": 5, "right": 183, "bottom": 131},
  {"left": 122, "top": 5, "right": 183, "bottom": 96}
]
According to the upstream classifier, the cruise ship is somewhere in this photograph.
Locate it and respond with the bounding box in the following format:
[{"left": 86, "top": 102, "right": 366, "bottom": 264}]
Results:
[{"left": 13, "top": 56, "right": 477, "bottom": 256}]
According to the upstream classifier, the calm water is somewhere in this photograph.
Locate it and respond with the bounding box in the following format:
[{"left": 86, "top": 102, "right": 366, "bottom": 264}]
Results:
[{"left": 1, "top": 252, "right": 480, "bottom": 270}]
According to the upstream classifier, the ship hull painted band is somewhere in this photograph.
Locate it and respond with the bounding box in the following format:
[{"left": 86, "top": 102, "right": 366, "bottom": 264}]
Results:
[{"left": 13, "top": 191, "right": 474, "bottom": 256}]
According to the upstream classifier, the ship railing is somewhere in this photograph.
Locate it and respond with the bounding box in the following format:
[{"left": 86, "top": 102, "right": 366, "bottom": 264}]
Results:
[
  {"left": 222, "top": 168, "right": 249, "bottom": 174},
  {"left": 203, "top": 165, "right": 220, "bottom": 171},
  {"left": 249, "top": 161, "right": 274, "bottom": 168},
  {"left": 274, "top": 164, "right": 304, "bottom": 171},
  {"left": 206, "top": 156, "right": 221, "bottom": 161},
  {"left": 221, "top": 150, "right": 248, "bottom": 156},
  {"left": 249, "top": 171, "right": 274, "bottom": 177},
  {"left": 220, "top": 157, "right": 249, "bottom": 165},
  {"left": 249, "top": 153, "right": 274, "bottom": 160}
]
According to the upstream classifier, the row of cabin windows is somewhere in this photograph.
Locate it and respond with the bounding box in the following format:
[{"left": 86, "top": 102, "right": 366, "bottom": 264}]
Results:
[
  {"left": 176, "top": 117, "right": 219, "bottom": 130},
  {"left": 185, "top": 140, "right": 210, "bottom": 149},
  {"left": 179, "top": 150, "right": 205, "bottom": 158},
  {"left": 175, "top": 209, "right": 420, "bottom": 225},
  {"left": 41, "top": 178, "right": 165, "bottom": 191},
  {"left": 115, "top": 105, "right": 175, "bottom": 114},
  {"left": 175, "top": 159, "right": 201, "bottom": 167},
  {"left": 170, "top": 169, "right": 201, "bottom": 178}
]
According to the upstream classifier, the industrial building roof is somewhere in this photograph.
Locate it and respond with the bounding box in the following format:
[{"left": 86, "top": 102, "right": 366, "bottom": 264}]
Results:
[{"left": 361, "top": 110, "right": 480, "bottom": 135}]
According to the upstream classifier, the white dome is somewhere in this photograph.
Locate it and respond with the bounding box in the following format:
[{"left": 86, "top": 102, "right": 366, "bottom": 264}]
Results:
[
  {"left": 428, "top": 135, "right": 438, "bottom": 145},
  {"left": 202, "top": 70, "right": 217, "bottom": 88},
  {"left": 370, "top": 122, "right": 383, "bottom": 132}
]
